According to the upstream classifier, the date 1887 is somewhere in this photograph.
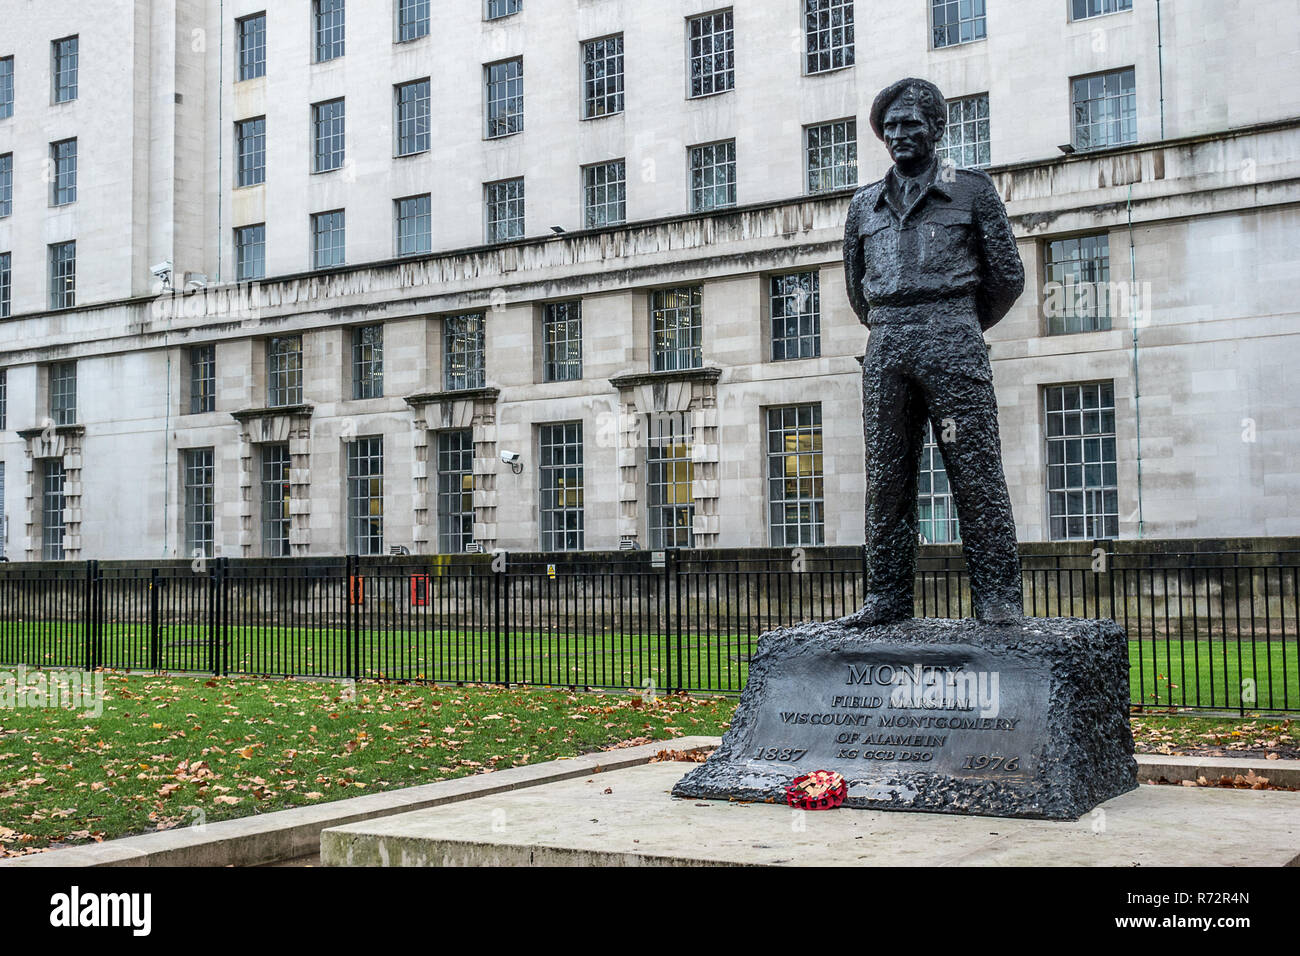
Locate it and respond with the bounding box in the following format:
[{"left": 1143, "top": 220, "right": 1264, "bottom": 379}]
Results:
[{"left": 753, "top": 748, "right": 808, "bottom": 762}]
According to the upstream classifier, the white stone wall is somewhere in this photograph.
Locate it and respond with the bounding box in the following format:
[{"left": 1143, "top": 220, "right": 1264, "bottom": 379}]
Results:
[{"left": 0, "top": 2, "right": 1297, "bottom": 558}]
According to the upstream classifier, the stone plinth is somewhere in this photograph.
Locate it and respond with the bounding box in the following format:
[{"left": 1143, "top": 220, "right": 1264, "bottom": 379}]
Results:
[{"left": 672, "top": 617, "right": 1137, "bottom": 820}]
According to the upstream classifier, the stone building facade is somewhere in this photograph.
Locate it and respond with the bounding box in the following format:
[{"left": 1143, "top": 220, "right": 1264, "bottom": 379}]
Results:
[{"left": 0, "top": 0, "right": 1297, "bottom": 560}]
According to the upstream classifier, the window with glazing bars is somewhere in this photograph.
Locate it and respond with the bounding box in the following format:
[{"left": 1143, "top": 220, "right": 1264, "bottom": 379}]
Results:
[
  {"left": 0, "top": 57, "right": 13, "bottom": 119},
  {"left": 485, "top": 58, "right": 523, "bottom": 137},
  {"left": 235, "top": 224, "right": 265, "bottom": 280},
  {"left": 689, "top": 140, "right": 736, "bottom": 211},
  {"left": 49, "top": 362, "right": 76, "bottom": 425},
  {"left": 444, "top": 313, "right": 485, "bottom": 390},
  {"left": 184, "top": 448, "right": 215, "bottom": 557},
  {"left": 49, "top": 241, "right": 75, "bottom": 309},
  {"left": 939, "top": 94, "right": 990, "bottom": 168},
  {"left": 688, "top": 10, "right": 733, "bottom": 97},
  {"left": 0, "top": 153, "right": 10, "bottom": 217},
  {"left": 766, "top": 404, "right": 824, "bottom": 546},
  {"left": 1072, "top": 68, "right": 1136, "bottom": 150},
  {"left": 267, "top": 336, "right": 303, "bottom": 407},
  {"left": 770, "top": 273, "right": 820, "bottom": 361},
  {"left": 1072, "top": 0, "right": 1131, "bottom": 19},
  {"left": 485, "top": 178, "right": 524, "bottom": 242},
  {"left": 539, "top": 422, "right": 583, "bottom": 551},
  {"left": 805, "top": 120, "right": 856, "bottom": 193},
  {"left": 1045, "top": 382, "right": 1118, "bottom": 540},
  {"left": 542, "top": 301, "right": 582, "bottom": 382},
  {"left": 261, "top": 443, "right": 291, "bottom": 557},
  {"left": 436, "top": 429, "right": 475, "bottom": 553},
  {"left": 395, "top": 194, "right": 432, "bottom": 256},
  {"left": 0, "top": 369, "right": 7, "bottom": 428},
  {"left": 398, "top": 0, "right": 430, "bottom": 41},
  {"left": 583, "top": 35, "right": 624, "bottom": 118},
  {"left": 42, "top": 459, "right": 65, "bottom": 560},
  {"left": 0, "top": 253, "right": 9, "bottom": 319},
  {"left": 314, "top": 0, "right": 345, "bottom": 62},
  {"left": 347, "top": 436, "right": 384, "bottom": 555},
  {"left": 918, "top": 420, "right": 959, "bottom": 544},
  {"left": 52, "top": 36, "right": 78, "bottom": 103},
  {"left": 50, "top": 138, "right": 76, "bottom": 205},
  {"left": 804, "top": 0, "right": 854, "bottom": 74},
  {"left": 486, "top": 0, "right": 521, "bottom": 19},
  {"left": 1044, "top": 234, "right": 1111, "bottom": 334},
  {"left": 189, "top": 344, "right": 215, "bottom": 414},
  {"left": 313, "top": 99, "right": 345, "bottom": 172},
  {"left": 652, "top": 287, "right": 702, "bottom": 372},
  {"left": 394, "top": 79, "right": 430, "bottom": 156},
  {"left": 647, "top": 412, "right": 694, "bottom": 549},
  {"left": 236, "top": 117, "right": 265, "bottom": 186},
  {"left": 352, "top": 325, "right": 383, "bottom": 399},
  {"left": 237, "top": 13, "right": 266, "bottom": 80},
  {"left": 932, "top": 0, "right": 985, "bottom": 48},
  {"left": 583, "top": 160, "right": 625, "bottom": 228},
  {"left": 312, "top": 210, "right": 345, "bottom": 269}
]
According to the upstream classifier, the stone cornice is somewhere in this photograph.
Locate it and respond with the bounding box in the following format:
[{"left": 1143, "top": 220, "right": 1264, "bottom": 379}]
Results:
[
  {"left": 609, "top": 367, "right": 723, "bottom": 390},
  {"left": 230, "top": 403, "right": 314, "bottom": 423},
  {"left": 403, "top": 387, "right": 501, "bottom": 407},
  {"left": 16, "top": 424, "right": 86, "bottom": 439}
]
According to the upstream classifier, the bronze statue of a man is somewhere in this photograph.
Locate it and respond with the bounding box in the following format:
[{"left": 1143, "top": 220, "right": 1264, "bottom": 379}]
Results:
[{"left": 843, "top": 78, "right": 1025, "bottom": 625}]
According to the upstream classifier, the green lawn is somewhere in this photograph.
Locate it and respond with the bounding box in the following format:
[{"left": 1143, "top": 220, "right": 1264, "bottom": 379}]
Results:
[
  {"left": 0, "top": 672, "right": 735, "bottom": 856},
  {"left": 1129, "top": 638, "right": 1299, "bottom": 712},
  {"left": 3, "top": 623, "right": 1298, "bottom": 711}
]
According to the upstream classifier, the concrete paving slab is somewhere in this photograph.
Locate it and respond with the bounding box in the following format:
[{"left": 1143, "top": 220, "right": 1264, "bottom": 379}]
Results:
[
  {"left": 320, "top": 762, "right": 1300, "bottom": 867},
  {"left": 1136, "top": 754, "right": 1300, "bottom": 787}
]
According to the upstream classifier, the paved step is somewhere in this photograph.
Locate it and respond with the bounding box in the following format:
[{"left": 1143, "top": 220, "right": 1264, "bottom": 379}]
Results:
[{"left": 320, "top": 761, "right": 1300, "bottom": 867}]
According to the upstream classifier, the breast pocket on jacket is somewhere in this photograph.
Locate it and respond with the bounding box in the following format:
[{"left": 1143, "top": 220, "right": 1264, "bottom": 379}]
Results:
[
  {"left": 918, "top": 206, "right": 973, "bottom": 269},
  {"left": 858, "top": 216, "right": 897, "bottom": 294}
]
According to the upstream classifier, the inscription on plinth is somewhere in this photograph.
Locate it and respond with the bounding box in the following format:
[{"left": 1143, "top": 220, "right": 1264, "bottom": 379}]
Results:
[
  {"left": 746, "top": 648, "right": 1049, "bottom": 793},
  {"left": 673, "top": 617, "right": 1137, "bottom": 820}
]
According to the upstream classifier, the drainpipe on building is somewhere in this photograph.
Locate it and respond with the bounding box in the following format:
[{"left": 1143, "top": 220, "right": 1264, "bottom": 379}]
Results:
[
  {"left": 1156, "top": 0, "right": 1166, "bottom": 140},
  {"left": 1128, "top": 185, "right": 1145, "bottom": 539},
  {"left": 217, "top": 0, "right": 225, "bottom": 283},
  {"left": 161, "top": 354, "right": 173, "bottom": 558}
]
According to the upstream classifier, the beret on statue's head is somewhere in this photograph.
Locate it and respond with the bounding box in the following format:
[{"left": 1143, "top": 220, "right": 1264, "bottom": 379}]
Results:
[{"left": 869, "top": 78, "right": 948, "bottom": 141}]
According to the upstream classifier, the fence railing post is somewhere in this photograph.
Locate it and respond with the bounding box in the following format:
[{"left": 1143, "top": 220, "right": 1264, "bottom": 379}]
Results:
[
  {"left": 149, "top": 566, "right": 160, "bottom": 671},
  {"left": 659, "top": 550, "right": 673, "bottom": 694},
  {"left": 206, "top": 558, "right": 219, "bottom": 676},
  {"left": 218, "top": 557, "right": 230, "bottom": 676},
  {"left": 346, "top": 554, "right": 358, "bottom": 680},
  {"left": 503, "top": 569, "right": 512, "bottom": 686},
  {"left": 82, "top": 561, "right": 92, "bottom": 671},
  {"left": 860, "top": 544, "right": 869, "bottom": 610},
  {"left": 492, "top": 567, "right": 503, "bottom": 686},
  {"left": 1106, "top": 541, "right": 1117, "bottom": 622},
  {"left": 673, "top": 550, "right": 684, "bottom": 693},
  {"left": 83, "top": 560, "right": 100, "bottom": 671}
]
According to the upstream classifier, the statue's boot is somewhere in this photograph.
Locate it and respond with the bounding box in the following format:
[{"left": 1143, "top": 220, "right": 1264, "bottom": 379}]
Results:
[{"left": 835, "top": 594, "right": 912, "bottom": 628}]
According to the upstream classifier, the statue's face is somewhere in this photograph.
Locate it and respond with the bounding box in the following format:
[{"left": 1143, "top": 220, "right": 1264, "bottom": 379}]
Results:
[{"left": 882, "top": 99, "right": 937, "bottom": 169}]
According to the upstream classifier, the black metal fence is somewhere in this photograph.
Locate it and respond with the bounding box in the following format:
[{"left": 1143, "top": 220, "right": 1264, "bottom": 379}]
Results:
[{"left": 0, "top": 547, "right": 1297, "bottom": 714}]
